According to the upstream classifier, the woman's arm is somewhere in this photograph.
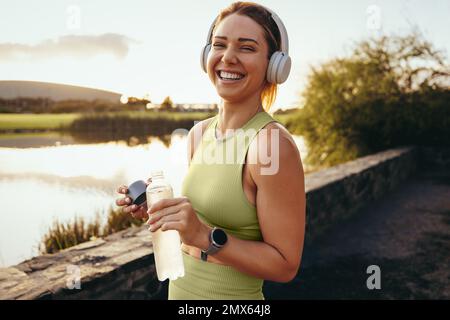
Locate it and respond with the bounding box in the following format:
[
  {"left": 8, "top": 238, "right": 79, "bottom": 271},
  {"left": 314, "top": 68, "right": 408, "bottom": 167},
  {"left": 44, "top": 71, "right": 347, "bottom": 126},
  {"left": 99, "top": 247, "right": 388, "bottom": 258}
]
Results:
[{"left": 194, "top": 123, "right": 306, "bottom": 282}]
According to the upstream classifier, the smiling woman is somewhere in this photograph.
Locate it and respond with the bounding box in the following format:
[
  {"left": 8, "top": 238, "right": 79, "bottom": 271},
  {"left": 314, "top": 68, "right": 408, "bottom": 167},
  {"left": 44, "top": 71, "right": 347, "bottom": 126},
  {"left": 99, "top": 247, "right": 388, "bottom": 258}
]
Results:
[{"left": 116, "top": 1, "right": 306, "bottom": 300}]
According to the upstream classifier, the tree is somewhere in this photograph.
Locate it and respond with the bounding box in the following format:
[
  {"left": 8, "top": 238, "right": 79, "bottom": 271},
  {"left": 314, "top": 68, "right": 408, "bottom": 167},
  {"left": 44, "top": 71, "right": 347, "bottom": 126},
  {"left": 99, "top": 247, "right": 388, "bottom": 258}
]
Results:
[
  {"left": 291, "top": 32, "right": 450, "bottom": 171},
  {"left": 160, "top": 96, "right": 174, "bottom": 112}
]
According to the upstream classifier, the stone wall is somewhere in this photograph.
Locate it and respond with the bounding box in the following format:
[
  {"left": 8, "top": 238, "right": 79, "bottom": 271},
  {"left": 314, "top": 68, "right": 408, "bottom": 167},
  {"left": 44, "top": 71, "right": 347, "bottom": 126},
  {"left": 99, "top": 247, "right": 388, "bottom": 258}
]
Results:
[
  {"left": 0, "top": 145, "right": 432, "bottom": 300},
  {"left": 302, "top": 146, "right": 418, "bottom": 241}
]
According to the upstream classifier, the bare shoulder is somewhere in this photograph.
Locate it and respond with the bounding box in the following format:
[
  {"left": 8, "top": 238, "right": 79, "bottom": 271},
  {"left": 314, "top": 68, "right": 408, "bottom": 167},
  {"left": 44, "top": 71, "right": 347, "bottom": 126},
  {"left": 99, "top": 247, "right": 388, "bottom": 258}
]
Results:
[
  {"left": 248, "top": 121, "right": 303, "bottom": 179},
  {"left": 250, "top": 121, "right": 301, "bottom": 160},
  {"left": 264, "top": 121, "right": 297, "bottom": 146}
]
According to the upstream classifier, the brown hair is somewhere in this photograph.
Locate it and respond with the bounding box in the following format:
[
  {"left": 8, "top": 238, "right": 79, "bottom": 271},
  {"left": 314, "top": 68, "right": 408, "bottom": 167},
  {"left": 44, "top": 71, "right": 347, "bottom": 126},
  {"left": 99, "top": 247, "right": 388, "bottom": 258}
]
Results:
[{"left": 213, "top": 2, "right": 281, "bottom": 111}]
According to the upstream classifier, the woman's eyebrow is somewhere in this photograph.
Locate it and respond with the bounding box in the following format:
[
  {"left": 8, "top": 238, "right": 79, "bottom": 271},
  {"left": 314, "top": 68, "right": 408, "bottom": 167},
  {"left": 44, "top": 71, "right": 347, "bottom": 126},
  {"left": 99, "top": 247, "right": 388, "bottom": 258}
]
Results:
[{"left": 213, "top": 36, "right": 259, "bottom": 46}]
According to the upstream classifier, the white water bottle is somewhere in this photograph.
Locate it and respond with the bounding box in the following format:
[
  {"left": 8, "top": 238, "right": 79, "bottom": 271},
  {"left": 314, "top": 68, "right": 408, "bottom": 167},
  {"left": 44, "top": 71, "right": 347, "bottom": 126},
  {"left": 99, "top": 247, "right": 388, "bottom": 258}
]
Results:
[{"left": 146, "top": 170, "right": 185, "bottom": 281}]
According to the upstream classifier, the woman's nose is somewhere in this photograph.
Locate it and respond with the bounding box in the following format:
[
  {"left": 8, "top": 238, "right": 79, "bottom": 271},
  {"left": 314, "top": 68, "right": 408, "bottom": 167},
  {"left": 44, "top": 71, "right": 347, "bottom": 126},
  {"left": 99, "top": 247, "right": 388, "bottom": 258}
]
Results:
[{"left": 221, "top": 47, "right": 238, "bottom": 64}]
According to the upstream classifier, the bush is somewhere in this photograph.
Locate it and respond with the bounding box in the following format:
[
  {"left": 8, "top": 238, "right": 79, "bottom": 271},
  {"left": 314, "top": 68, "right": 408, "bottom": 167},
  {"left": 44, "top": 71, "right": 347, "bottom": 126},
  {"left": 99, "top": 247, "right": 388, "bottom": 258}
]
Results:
[{"left": 291, "top": 32, "right": 450, "bottom": 170}]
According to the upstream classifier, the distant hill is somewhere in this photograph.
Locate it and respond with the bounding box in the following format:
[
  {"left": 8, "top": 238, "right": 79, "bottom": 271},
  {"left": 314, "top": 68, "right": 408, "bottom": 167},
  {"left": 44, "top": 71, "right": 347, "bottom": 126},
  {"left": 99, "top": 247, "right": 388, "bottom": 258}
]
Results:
[{"left": 0, "top": 81, "right": 121, "bottom": 102}]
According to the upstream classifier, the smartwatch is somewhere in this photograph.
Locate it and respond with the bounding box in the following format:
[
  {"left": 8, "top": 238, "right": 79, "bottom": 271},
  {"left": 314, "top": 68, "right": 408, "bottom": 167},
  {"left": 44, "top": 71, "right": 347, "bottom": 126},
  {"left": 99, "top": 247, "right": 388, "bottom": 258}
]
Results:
[{"left": 201, "top": 227, "right": 228, "bottom": 261}]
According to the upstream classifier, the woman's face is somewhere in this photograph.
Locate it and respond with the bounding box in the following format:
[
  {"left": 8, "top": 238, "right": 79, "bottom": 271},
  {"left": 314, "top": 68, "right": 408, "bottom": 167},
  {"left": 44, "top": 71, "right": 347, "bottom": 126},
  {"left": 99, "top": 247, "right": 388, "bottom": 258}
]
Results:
[{"left": 207, "top": 13, "right": 270, "bottom": 103}]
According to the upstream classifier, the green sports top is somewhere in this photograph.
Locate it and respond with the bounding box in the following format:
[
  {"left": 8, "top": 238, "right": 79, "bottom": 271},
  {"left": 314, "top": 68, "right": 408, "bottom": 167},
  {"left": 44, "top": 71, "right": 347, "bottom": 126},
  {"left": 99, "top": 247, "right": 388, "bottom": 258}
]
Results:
[{"left": 181, "top": 111, "right": 279, "bottom": 241}]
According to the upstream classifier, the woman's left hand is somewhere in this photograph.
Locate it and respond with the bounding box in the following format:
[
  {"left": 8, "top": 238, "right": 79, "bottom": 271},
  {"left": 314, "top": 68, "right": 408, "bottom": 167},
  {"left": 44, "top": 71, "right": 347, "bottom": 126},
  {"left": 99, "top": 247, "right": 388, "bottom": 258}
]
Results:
[{"left": 146, "top": 196, "right": 206, "bottom": 248}]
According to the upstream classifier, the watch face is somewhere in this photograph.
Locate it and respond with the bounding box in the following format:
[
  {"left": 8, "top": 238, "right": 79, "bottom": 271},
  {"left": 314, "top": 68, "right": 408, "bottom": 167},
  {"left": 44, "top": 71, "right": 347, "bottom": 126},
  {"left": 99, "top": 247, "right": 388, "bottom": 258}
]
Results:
[{"left": 212, "top": 228, "right": 227, "bottom": 246}]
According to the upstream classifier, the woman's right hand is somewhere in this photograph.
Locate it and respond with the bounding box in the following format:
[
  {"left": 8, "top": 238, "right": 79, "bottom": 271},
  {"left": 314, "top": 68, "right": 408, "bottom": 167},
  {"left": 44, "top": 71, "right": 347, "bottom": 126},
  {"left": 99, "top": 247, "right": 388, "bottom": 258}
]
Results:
[{"left": 115, "top": 178, "right": 151, "bottom": 220}]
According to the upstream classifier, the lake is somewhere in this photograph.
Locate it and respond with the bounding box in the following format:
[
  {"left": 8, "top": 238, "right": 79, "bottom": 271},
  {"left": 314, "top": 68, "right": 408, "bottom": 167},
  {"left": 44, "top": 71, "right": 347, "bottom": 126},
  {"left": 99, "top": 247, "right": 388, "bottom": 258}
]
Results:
[{"left": 0, "top": 131, "right": 307, "bottom": 267}]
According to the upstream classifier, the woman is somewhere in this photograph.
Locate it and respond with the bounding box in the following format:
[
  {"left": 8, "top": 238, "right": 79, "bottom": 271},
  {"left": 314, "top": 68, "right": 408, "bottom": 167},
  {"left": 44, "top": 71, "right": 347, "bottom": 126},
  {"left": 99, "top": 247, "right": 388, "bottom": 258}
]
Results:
[{"left": 116, "top": 1, "right": 305, "bottom": 300}]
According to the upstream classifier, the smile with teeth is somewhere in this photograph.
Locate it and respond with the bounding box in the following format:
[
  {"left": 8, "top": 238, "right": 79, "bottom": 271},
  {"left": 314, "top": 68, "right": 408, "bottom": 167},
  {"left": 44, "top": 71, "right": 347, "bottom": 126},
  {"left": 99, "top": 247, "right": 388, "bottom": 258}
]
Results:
[{"left": 217, "top": 70, "right": 245, "bottom": 81}]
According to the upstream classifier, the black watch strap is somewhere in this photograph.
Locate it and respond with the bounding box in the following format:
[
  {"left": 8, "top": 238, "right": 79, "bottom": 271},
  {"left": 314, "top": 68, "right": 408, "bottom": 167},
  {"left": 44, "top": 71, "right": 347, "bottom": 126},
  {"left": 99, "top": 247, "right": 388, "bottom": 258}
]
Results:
[{"left": 201, "top": 251, "right": 208, "bottom": 261}]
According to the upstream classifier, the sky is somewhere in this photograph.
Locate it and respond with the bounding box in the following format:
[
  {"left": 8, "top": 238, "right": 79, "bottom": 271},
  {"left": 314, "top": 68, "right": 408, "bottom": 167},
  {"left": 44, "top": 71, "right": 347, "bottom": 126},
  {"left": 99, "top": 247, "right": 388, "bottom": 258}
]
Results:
[{"left": 0, "top": 0, "right": 449, "bottom": 110}]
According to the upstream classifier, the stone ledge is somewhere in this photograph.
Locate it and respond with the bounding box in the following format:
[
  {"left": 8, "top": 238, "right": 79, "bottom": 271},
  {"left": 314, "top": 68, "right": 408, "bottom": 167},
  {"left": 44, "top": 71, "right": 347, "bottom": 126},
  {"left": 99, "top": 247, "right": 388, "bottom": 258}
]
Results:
[
  {"left": 0, "top": 226, "right": 162, "bottom": 300},
  {"left": 305, "top": 146, "right": 416, "bottom": 192}
]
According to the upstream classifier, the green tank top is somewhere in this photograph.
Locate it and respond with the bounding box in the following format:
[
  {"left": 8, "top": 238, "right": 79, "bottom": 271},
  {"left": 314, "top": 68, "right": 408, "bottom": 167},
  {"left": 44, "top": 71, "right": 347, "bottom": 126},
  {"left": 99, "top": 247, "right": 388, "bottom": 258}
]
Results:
[{"left": 181, "top": 111, "right": 279, "bottom": 241}]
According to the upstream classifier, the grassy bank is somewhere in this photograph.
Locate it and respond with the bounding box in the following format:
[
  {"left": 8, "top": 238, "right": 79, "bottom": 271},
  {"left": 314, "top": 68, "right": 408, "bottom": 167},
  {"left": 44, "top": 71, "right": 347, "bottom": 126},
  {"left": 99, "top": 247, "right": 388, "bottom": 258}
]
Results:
[
  {"left": 41, "top": 207, "right": 145, "bottom": 254},
  {"left": 0, "top": 113, "right": 81, "bottom": 131}
]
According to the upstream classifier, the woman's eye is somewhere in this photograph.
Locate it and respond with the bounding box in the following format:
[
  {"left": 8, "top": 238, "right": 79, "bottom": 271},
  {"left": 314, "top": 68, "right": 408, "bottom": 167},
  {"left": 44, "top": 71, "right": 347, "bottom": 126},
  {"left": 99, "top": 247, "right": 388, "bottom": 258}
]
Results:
[{"left": 212, "top": 43, "right": 254, "bottom": 51}]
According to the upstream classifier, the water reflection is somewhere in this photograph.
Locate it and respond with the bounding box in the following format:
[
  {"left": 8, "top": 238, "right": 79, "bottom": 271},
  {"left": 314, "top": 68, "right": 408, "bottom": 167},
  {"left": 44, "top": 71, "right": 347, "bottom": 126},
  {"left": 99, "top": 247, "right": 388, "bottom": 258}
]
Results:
[
  {"left": 0, "top": 131, "right": 173, "bottom": 148},
  {"left": 0, "top": 132, "right": 76, "bottom": 148},
  {"left": 0, "top": 132, "right": 307, "bottom": 267}
]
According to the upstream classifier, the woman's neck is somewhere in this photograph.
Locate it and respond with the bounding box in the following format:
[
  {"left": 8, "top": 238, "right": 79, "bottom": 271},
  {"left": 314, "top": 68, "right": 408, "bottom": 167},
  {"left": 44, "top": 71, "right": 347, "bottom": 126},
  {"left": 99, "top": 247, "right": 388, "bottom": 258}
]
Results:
[{"left": 217, "top": 96, "right": 264, "bottom": 135}]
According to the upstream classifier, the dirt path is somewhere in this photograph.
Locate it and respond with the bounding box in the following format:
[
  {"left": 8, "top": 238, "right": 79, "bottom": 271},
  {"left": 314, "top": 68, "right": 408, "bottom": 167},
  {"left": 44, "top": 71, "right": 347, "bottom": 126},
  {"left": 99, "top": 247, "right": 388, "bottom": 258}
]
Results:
[{"left": 265, "top": 168, "right": 450, "bottom": 299}]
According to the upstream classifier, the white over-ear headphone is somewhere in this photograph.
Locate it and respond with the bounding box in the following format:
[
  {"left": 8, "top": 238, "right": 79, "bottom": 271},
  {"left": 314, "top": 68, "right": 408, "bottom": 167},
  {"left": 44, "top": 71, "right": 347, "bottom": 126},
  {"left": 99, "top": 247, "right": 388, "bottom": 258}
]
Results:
[{"left": 200, "top": 5, "right": 291, "bottom": 84}]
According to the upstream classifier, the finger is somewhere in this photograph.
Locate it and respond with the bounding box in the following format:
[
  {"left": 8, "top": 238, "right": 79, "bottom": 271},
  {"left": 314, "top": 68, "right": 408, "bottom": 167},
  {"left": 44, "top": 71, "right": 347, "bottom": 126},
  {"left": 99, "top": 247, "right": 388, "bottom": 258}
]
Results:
[
  {"left": 117, "top": 185, "right": 128, "bottom": 194},
  {"left": 148, "top": 197, "right": 188, "bottom": 215},
  {"left": 129, "top": 204, "right": 140, "bottom": 212},
  {"left": 122, "top": 204, "right": 139, "bottom": 214},
  {"left": 149, "top": 214, "right": 182, "bottom": 232},
  {"left": 133, "top": 206, "right": 148, "bottom": 219},
  {"left": 146, "top": 177, "right": 152, "bottom": 185},
  {"left": 160, "top": 221, "right": 183, "bottom": 232},
  {"left": 146, "top": 205, "right": 180, "bottom": 225},
  {"left": 122, "top": 205, "right": 131, "bottom": 214},
  {"left": 115, "top": 196, "right": 132, "bottom": 206},
  {"left": 131, "top": 210, "right": 142, "bottom": 219},
  {"left": 116, "top": 185, "right": 129, "bottom": 194}
]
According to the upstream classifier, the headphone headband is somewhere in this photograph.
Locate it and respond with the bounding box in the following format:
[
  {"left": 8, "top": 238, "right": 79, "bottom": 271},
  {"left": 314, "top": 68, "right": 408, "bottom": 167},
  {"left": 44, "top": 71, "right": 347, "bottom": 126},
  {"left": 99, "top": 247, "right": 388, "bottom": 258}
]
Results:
[{"left": 206, "top": 5, "right": 289, "bottom": 54}]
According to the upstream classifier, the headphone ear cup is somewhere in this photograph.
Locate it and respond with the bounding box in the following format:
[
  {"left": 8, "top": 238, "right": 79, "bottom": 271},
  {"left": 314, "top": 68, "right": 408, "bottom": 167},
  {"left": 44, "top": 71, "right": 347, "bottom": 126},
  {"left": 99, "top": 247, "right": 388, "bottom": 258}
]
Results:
[
  {"left": 266, "top": 53, "right": 276, "bottom": 84},
  {"left": 267, "top": 52, "right": 282, "bottom": 84},
  {"left": 200, "top": 44, "right": 211, "bottom": 73},
  {"left": 267, "top": 52, "right": 291, "bottom": 84},
  {"left": 275, "top": 54, "right": 291, "bottom": 84}
]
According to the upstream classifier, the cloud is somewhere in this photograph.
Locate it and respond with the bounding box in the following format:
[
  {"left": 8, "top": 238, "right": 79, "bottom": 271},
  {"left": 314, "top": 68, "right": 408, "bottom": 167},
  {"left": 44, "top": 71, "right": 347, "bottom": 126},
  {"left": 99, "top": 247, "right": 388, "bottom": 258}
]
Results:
[{"left": 0, "top": 33, "right": 136, "bottom": 61}]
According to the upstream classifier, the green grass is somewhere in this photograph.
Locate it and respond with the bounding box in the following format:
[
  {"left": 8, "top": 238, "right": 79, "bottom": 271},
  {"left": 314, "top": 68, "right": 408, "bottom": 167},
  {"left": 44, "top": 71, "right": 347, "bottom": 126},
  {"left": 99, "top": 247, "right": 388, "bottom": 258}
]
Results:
[
  {"left": 0, "top": 113, "right": 81, "bottom": 130},
  {"left": 0, "top": 131, "right": 62, "bottom": 140}
]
